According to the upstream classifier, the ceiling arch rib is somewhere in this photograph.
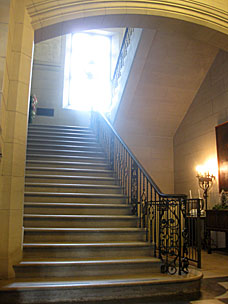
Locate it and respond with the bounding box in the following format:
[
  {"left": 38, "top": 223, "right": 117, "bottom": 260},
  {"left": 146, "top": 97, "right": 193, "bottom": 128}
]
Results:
[{"left": 26, "top": 0, "right": 228, "bottom": 35}]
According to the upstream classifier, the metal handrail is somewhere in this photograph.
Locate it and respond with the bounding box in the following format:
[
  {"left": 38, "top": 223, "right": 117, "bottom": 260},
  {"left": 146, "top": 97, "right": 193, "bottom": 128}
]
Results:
[
  {"left": 112, "top": 28, "right": 134, "bottom": 93},
  {"left": 99, "top": 112, "right": 186, "bottom": 199},
  {"left": 91, "top": 111, "right": 201, "bottom": 274},
  {"left": 112, "top": 28, "right": 129, "bottom": 81}
]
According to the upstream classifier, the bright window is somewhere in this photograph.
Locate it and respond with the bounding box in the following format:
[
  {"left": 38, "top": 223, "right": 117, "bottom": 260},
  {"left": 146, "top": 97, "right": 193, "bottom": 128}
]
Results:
[{"left": 63, "top": 32, "right": 111, "bottom": 112}]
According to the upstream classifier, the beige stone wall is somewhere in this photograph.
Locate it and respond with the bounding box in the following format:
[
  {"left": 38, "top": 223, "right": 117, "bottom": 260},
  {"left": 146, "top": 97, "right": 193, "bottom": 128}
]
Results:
[
  {"left": 174, "top": 50, "right": 228, "bottom": 208},
  {"left": 114, "top": 29, "right": 218, "bottom": 194},
  {"left": 0, "top": 0, "right": 34, "bottom": 279},
  {"left": 0, "top": 0, "right": 10, "bottom": 154}
]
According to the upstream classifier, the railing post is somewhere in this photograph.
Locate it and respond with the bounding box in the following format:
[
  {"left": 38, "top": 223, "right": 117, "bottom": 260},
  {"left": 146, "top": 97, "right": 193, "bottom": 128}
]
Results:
[
  {"left": 131, "top": 160, "right": 138, "bottom": 215},
  {"left": 110, "top": 133, "right": 114, "bottom": 171},
  {"left": 196, "top": 199, "right": 202, "bottom": 268},
  {"left": 178, "top": 199, "right": 182, "bottom": 275}
]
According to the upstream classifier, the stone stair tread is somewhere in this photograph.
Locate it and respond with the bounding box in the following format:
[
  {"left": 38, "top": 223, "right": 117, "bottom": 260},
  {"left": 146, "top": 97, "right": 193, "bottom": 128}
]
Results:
[
  {"left": 24, "top": 227, "right": 144, "bottom": 232},
  {"left": 28, "top": 131, "right": 94, "bottom": 137},
  {"left": 26, "top": 153, "right": 105, "bottom": 159},
  {"left": 29, "top": 126, "right": 92, "bottom": 131},
  {"left": 27, "top": 143, "right": 100, "bottom": 149},
  {"left": 24, "top": 202, "right": 129, "bottom": 208},
  {"left": 26, "top": 165, "right": 110, "bottom": 171},
  {"left": 24, "top": 192, "right": 126, "bottom": 197},
  {"left": 28, "top": 134, "right": 96, "bottom": 140},
  {"left": 18, "top": 257, "right": 160, "bottom": 266},
  {"left": 28, "top": 140, "right": 97, "bottom": 145},
  {"left": 28, "top": 126, "right": 92, "bottom": 131},
  {"left": 25, "top": 182, "right": 121, "bottom": 189},
  {"left": 29, "top": 124, "right": 91, "bottom": 130},
  {"left": 0, "top": 269, "right": 201, "bottom": 291},
  {"left": 24, "top": 214, "right": 135, "bottom": 219},
  {"left": 26, "top": 151, "right": 105, "bottom": 157},
  {"left": 25, "top": 174, "right": 115, "bottom": 181},
  {"left": 26, "top": 159, "right": 108, "bottom": 169},
  {"left": 23, "top": 242, "right": 150, "bottom": 247}
]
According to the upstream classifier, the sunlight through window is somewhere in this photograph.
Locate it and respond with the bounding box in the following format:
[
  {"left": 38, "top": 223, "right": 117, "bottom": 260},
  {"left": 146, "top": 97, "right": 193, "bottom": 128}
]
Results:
[{"left": 63, "top": 32, "right": 111, "bottom": 112}]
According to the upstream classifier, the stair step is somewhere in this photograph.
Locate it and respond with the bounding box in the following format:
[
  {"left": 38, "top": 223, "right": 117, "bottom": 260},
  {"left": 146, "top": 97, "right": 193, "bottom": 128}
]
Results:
[
  {"left": 23, "top": 214, "right": 137, "bottom": 228},
  {"left": 23, "top": 242, "right": 153, "bottom": 259},
  {"left": 28, "top": 125, "right": 93, "bottom": 133},
  {"left": 24, "top": 183, "right": 122, "bottom": 194},
  {"left": 14, "top": 258, "right": 161, "bottom": 279},
  {"left": 26, "top": 154, "right": 107, "bottom": 163},
  {"left": 28, "top": 130, "right": 94, "bottom": 137},
  {"left": 27, "top": 140, "right": 99, "bottom": 148},
  {"left": 24, "top": 202, "right": 132, "bottom": 215},
  {"left": 27, "top": 144, "right": 102, "bottom": 152},
  {"left": 0, "top": 270, "right": 202, "bottom": 304},
  {"left": 26, "top": 160, "right": 110, "bottom": 170},
  {"left": 25, "top": 167, "right": 113, "bottom": 177},
  {"left": 23, "top": 227, "right": 145, "bottom": 242},
  {"left": 26, "top": 149, "right": 105, "bottom": 157},
  {"left": 27, "top": 134, "right": 97, "bottom": 141},
  {"left": 25, "top": 174, "right": 116, "bottom": 185},
  {"left": 28, "top": 124, "right": 91, "bottom": 131},
  {"left": 24, "top": 192, "right": 127, "bottom": 203}
]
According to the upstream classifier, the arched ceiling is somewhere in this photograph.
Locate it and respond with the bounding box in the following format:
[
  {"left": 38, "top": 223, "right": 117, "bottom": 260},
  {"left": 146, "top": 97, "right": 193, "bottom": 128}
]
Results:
[
  {"left": 26, "top": 1, "right": 228, "bottom": 51},
  {"left": 26, "top": 1, "right": 228, "bottom": 33}
]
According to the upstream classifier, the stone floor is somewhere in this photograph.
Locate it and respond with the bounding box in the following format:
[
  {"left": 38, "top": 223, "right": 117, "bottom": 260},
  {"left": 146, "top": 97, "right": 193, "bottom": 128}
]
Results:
[
  {"left": 82, "top": 249, "right": 228, "bottom": 304},
  {"left": 1, "top": 249, "right": 227, "bottom": 304}
]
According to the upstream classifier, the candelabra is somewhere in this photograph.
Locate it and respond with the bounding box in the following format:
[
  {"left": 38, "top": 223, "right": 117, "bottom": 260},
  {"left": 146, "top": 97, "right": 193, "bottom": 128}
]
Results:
[{"left": 196, "top": 172, "right": 215, "bottom": 210}]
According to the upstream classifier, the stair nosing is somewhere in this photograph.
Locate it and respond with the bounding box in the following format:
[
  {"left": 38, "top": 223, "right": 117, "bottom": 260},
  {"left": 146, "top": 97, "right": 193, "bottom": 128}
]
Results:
[
  {"left": 25, "top": 174, "right": 115, "bottom": 180},
  {"left": 24, "top": 192, "right": 126, "bottom": 197},
  {"left": 25, "top": 183, "right": 121, "bottom": 189},
  {"left": 24, "top": 202, "right": 128, "bottom": 208},
  {"left": 23, "top": 242, "right": 150, "bottom": 247},
  {"left": 0, "top": 270, "right": 202, "bottom": 291},
  {"left": 26, "top": 167, "right": 112, "bottom": 172},
  {"left": 24, "top": 227, "right": 145, "bottom": 232},
  {"left": 23, "top": 214, "right": 135, "bottom": 219},
  {"left": 17, "top": 258, "right": 160, "bottom": 267}
]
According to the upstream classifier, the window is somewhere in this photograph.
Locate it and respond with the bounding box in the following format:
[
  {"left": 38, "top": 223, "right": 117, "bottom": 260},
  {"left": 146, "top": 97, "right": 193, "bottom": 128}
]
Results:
[{"left": 63, "top": 31, "right": 111, "bottom": 112}]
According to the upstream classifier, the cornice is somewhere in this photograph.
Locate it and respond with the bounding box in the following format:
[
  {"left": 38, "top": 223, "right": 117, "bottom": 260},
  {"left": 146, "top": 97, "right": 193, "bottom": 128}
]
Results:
[{"left": 26, "top": 1, "right": 228, "bottom": 35}]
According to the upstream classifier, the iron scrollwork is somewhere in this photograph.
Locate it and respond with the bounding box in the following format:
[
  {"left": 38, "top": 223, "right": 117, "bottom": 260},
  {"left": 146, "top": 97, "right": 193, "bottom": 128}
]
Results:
[
  {"left": 92, "top": 112, "right": 199, "bottom": 276},
  {"left": 159, "top": 198, "right": 189, "bottom": 275}
]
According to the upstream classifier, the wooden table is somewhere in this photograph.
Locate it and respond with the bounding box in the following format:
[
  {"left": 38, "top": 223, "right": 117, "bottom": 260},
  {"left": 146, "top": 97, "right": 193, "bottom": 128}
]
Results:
[{"left": 206, "top": 210, "right": 228, "bottom": 253}]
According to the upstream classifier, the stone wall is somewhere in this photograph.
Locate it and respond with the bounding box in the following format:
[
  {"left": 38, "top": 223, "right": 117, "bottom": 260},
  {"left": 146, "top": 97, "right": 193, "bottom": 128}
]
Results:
[
  {"left": 174, "top": 50, "right": 228, "bottom": 208},
  {"left": 0, "top": 0, "right": 34, "bottom": 279},
  {"left": 114, "top": 29, "right": 218, "bottom": 194}
]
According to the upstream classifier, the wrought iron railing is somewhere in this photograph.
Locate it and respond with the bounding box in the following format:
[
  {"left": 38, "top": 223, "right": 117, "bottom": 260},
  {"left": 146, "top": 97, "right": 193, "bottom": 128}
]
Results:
[
  {"left": 112, "top": 28, "right": 134, "bottom": 97},
  {"left": 91, "top": 111, "right": 201, "bottom": 275}
]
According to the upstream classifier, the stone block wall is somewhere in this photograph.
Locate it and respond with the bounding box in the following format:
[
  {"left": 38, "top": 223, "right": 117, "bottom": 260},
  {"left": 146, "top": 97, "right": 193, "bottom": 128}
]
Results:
[
  {"left": 174, "top": 50, "right": 228, "bottom": 208},
  {"left": 0, "top": 0, "right": 34, "bottom": 279}
]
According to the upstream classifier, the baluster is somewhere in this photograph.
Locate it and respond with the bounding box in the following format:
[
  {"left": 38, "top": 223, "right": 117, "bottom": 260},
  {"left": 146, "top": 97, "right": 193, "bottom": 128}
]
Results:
[
  {"left": 90, "top": 112, "right": 191, "bottom": 275},
  {"left": 110, "top": 133, "right": 114, "bottom": 170},
  {"left": 131, "top": 159, "right": 138, "bottom": 215}
]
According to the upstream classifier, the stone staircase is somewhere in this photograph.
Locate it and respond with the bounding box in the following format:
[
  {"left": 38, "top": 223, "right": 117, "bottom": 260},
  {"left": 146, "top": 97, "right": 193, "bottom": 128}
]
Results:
[{"left": 0, "top": 124, "right": 202, "bottom": 304}]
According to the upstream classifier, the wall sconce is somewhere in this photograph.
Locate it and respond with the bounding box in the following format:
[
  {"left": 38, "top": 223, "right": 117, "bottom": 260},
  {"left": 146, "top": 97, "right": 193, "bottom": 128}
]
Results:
[{"left": 196, "top": 166, "right": 215, "bottom": 210}]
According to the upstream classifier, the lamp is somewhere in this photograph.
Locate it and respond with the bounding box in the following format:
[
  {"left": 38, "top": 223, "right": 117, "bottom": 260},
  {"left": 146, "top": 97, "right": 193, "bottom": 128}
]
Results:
[{"left": 196, "top": 170, "right": 215, "bottom": 210}]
